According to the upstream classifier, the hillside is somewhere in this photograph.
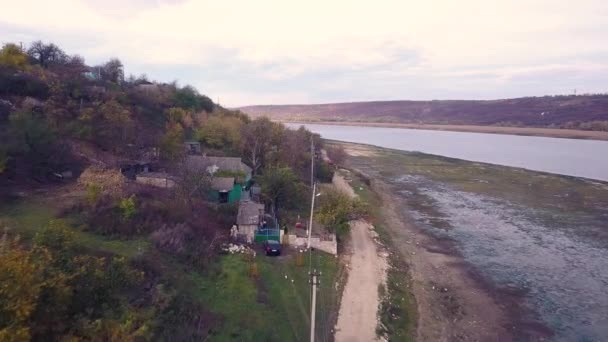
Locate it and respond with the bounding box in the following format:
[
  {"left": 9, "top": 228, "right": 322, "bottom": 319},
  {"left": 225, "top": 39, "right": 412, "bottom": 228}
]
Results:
[
  {"left": 0, "top": 41, "right": 342, "bottom": 340},
  {"left": 239, "top": 95, "right": 608, "bottom": 130}
]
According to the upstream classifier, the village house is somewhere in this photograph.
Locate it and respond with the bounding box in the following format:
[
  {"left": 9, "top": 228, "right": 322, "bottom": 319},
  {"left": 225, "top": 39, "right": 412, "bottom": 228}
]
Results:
[
  {"left": 185, "top": 155, "right": 253, "bottom": 203},
  {"left": 185, "top": 155, "right": 252, "bottom": 182},
  {"left": 210, "top": 177, "right": 241, "bottom": 203}
]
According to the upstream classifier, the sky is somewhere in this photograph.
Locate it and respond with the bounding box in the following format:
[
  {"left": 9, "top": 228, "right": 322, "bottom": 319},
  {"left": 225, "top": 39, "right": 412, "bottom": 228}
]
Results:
[{"left": 1, "top": 0, "right": 607, "bottom": 107}]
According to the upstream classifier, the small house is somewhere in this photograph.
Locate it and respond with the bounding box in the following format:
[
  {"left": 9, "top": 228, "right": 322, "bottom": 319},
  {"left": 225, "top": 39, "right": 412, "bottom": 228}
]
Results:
[
  {"left": 135, "top": 172, "right": 176, "bottom": 188},
  {"left": 210, "top": 177, "right": 241, "bottom": 203},
  {"left": 236, "top": 201, "right": 265, "bottom": 243}
]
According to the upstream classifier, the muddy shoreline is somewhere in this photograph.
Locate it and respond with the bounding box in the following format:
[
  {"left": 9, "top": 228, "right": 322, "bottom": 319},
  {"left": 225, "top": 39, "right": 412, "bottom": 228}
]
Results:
[
  {"left": 371, "top": 177, "right": 552, "bottom": 341},
  {"left": 337, "top": 140, "right": 608, "bottom": 341}
]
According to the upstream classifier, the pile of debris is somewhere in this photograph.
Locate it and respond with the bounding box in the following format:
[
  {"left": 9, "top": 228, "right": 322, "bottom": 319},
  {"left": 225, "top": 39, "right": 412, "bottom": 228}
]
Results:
[{"left": 220, "top": 243, "right": 251, "bottom": 254}]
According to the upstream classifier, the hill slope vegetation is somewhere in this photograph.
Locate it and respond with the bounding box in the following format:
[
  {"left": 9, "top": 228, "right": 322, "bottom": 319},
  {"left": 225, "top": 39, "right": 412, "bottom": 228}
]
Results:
[{"left": 239, "top": 96, "right": 608, "bottom": 131}]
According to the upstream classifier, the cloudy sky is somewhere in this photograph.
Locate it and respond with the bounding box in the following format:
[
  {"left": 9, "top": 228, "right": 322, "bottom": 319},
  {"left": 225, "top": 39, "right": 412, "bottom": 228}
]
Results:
[{"left": 1, "top": 0, "right": 607, "bottom": 106}]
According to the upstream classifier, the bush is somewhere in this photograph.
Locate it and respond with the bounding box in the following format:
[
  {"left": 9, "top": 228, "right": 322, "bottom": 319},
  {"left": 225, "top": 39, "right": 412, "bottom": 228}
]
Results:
[
  {"left": 0, "top": 224, "right": 146, "bottom": 340},
  {"left": 316, "top": 161, "right": 334, "bottom": 183},
  {"left": 326, "top": 145, "right": 347, "bottom": 166},
  {"left": 315, "top": 188, "right": 369, "bottom": 237},
  {"left": 0, "top": 67, "right": 50, "bottom": 98},
  {"left": 86, "top": 183, "right": 102, "bottom": 205},
  {"left": 172, "top": 85, "right": 214, "bottom": 112},
  {"left": 118, "top": 195, "right": 137, "bottom": 221}
]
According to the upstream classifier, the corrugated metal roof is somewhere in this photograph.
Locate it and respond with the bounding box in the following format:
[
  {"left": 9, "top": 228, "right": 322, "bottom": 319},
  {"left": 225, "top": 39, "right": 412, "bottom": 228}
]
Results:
[{"left": 211, "top": 177, "right": 235, "bottom": 191}]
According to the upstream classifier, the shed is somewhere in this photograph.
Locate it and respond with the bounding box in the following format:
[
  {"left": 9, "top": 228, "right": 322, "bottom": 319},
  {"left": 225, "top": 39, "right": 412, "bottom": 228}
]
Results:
[{"left": 236, "top": 201, "right": 265, "bottom": 243}]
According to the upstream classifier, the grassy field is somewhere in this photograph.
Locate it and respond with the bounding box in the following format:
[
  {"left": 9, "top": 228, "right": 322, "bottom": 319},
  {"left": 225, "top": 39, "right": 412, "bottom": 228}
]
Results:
[
  {"left": 0, "top": 194, "right": 342, "bottom": 341},
  {"left": 191, "top": 251, "right": 341, "bottom": 341},
  {"left": 0, "top": 196, "right": 150, "bottom": 257}
]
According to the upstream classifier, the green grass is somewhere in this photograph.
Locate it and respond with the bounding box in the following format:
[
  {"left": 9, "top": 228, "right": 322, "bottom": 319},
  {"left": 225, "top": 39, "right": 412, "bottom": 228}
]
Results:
[
  {"left": 364, "top": 147, "right": 608, "bottom": 216},
  {"left": 0, "top": 197, "right": 150, "bottom": 258},
  {"left": 0, "top": 194, "right": 342, "bottom": 341},
  {"left": 188, "top": 251, "right": 340, "bottom": 341}
]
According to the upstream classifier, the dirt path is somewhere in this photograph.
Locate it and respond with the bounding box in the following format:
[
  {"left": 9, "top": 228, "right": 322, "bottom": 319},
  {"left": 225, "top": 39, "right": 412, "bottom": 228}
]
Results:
[{"left": 334, "top": 174, "right": 387, "bottom": 342}]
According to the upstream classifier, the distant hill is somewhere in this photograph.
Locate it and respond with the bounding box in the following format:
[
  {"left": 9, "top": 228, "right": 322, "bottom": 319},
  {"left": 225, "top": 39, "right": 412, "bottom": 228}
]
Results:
[{"left": 239, "top": 95, "right": 608, "bottom": 129}]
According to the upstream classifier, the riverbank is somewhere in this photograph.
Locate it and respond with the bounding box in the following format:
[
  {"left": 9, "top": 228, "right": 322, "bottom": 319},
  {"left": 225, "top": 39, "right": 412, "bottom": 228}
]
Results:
[
  {"left": 280, "top": 120, "right": 608, "bottom": 141},
  {"left": 334, "top": 141, "right": 608, "bottom": 341}
]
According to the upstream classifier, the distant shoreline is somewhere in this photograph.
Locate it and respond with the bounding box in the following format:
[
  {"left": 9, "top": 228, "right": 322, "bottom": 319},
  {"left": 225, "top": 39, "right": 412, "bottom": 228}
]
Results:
[{"left": 278, "top": 120, "right": 608, "bottom": 141}]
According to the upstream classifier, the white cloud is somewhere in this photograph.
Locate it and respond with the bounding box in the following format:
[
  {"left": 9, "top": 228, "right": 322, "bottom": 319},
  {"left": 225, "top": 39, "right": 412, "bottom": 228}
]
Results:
[{"left": 1, "top": 0, "right": 607, "bottom": 105}]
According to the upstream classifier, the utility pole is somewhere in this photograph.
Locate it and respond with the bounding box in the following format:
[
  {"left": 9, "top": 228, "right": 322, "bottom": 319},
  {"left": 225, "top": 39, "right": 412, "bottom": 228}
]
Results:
[
  {"left": 310, "top": 137, "right": 315, "bottom": 187},
  {"left": 309, "top": 269, "right": 321, "bottom": 342},
  {"left": 307, "top": 182, "right": 316, "bottom": 249},
  {"left": 307, "top": 136, "right": 316, "bottom": 249}
]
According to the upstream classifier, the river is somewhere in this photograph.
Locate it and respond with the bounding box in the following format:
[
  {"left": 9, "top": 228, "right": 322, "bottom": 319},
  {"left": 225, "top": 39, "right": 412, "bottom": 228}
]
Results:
[
  {"left": 286, "top": 123, "right": 608, "bottom": 181},
  {"left": 295, "top": 123, "right": 608, "bottom": 341}
]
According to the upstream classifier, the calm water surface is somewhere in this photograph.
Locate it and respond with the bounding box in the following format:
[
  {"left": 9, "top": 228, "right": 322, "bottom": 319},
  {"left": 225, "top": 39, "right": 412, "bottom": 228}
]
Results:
[{"left": 288, "top": 123, "right": 608, "bottom": 181}]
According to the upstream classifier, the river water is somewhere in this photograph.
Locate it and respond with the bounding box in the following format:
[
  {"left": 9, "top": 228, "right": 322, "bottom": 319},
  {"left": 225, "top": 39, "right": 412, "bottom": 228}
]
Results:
[
  {"left": 293, "top": 123, "right": 608, "bottom": 341},
  {"left": 393, "top": 175, "right": 608, "bottom": 341},
  {"left": 287, "top": 123, "right": 608, "bottom": 181}
]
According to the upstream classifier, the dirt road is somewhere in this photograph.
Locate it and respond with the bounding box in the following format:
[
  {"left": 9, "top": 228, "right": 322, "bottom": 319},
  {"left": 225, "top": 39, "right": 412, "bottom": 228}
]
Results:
[{"left": 334, "top": 175, "right": 388, "bottom": 342}]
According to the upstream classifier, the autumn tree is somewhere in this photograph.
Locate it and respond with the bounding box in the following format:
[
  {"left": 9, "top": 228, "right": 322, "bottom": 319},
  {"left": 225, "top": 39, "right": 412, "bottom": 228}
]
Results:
[
  {"left": 0, "top": 223, "right": 146, "bottom": 340},
  {"left": 315, "top": 188, "right": 368, "bottom": 236},
  {"left": 100, "top": 99, "right": 132, "bottom": 143},
  {"left": 195, "top": 115, "right": 243, "bottom": 151},
  {"left": 277, "top": 126, "right": 322, "bottom": 180},
  {"left": 160, "top": 122, "right": 185, "bottom": 162},
  {"left": 0, "top": 43, "right": 29, "bottom": 70},
  {"left": 258, "top": 166, "right": 304, "bottom": 213}
]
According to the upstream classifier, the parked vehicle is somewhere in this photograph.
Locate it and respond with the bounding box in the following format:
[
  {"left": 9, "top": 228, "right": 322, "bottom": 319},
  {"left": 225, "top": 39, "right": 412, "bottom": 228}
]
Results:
[{"left": 263, "top": 240, "right": 282, "bottom": 256}]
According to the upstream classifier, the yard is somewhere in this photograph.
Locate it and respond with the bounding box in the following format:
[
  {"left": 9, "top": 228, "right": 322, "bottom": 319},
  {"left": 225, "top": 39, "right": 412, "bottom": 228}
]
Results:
[{"left": 0, "top": 192, "right": 342, "bottom": 341}]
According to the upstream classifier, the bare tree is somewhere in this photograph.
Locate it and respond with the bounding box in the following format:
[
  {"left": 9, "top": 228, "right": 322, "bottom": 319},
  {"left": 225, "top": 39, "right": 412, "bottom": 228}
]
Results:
[
  {"left": 27, "top": 41, "right": 67, "bottom": 68},
  {"left": 172, "top": 160, "right": 211, "bottom": 208}
]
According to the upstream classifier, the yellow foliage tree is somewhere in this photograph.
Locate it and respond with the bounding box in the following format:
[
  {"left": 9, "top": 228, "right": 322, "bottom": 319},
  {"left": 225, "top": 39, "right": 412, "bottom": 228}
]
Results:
[
  {"left": 0, "top": 43, "right": 29, "bottom": 70},
  {"left": 195, "top": 115, "right": 243, "bottom": 150}
]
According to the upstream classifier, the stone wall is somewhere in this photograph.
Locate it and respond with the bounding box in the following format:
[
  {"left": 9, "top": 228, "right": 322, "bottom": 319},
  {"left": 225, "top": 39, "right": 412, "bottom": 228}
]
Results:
[
  {"left": 135, "top": 175, "right": 176, "bottom": 188},
  {"left": 282, "top": 232, "right": 338, "bottom": 255}
]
